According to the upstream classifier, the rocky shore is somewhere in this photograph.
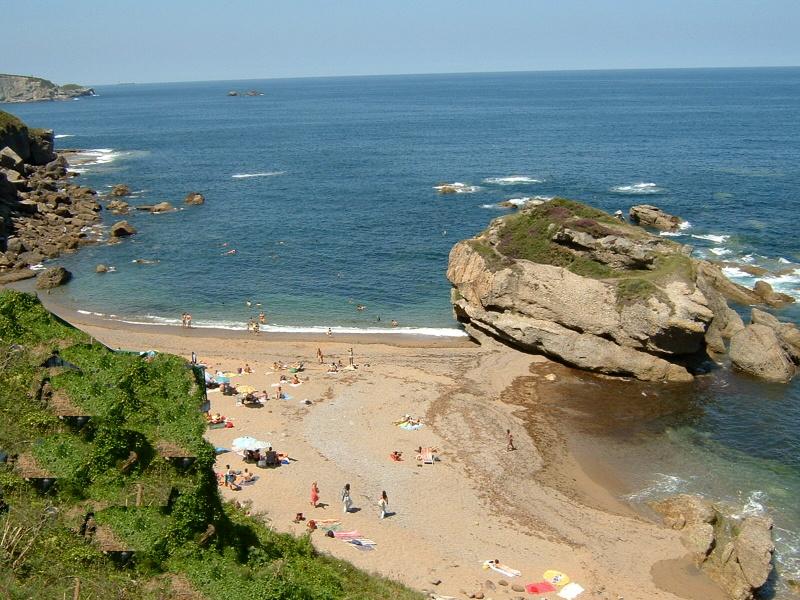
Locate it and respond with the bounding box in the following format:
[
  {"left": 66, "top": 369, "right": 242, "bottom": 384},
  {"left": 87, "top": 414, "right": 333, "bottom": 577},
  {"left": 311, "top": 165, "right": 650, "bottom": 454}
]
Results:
[
  {"left": 447, "top": 198, "right": 799, "bottom": 383},
  {"left": 0, "top": 73, "right": 94, "bottom": 103}
]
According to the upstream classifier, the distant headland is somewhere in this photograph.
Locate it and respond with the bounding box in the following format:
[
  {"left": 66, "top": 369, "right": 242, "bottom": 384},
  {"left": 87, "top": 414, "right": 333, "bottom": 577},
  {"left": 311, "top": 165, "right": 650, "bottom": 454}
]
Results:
[{"left": 0, "top": 73, "right": 95, "bottom": 103}]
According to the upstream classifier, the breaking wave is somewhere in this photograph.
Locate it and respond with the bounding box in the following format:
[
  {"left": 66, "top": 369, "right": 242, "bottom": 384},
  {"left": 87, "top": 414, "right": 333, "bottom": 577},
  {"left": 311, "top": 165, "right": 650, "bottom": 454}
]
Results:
[
  {"left": 610, "top": 182, "right": 663, "bottom": 194},
  {"left": 482, "top": 176, "right": 542, "bottom": 185},
  {"left": 433, "top": 182, "right": 482, "bottom": 194},
  {"left": 231, "top": 171, "right": 286, "bottom": 179}
]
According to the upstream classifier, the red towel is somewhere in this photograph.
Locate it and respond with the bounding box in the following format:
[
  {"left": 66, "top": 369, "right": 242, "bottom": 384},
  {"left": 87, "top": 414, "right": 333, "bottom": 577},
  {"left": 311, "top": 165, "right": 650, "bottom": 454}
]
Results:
[{"left": 526, "top": 581, "right": 556, "bottom": 594}]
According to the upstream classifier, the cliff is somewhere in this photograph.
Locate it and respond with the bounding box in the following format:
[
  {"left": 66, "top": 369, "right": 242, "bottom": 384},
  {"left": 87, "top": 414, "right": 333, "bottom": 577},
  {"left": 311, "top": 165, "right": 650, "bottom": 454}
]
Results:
[
  {"left": 0, "top": 73, "right": 94, "bottom": 103},
  {"left": 447, "top": 199, "right": 798, "bottom": 382}
]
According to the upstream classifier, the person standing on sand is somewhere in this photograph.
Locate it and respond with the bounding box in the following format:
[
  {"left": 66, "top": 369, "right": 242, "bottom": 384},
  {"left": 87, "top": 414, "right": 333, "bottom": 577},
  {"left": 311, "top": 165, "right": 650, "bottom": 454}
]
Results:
[
  {"left": 341, "top": 483, "right": 352, "bottom": 513},
  {"left": 378, "top": 490, "right": 389, "bottom": 519},
  {"left": 310, "top": 481, "right": 320, "bottom": 508},
  {"left": 181, "top": 313, "right": 187, "bottom": 328},
  {"left": 186, "top": 313, "right": 192, "bottom": 328},
  {"left": 506, "top": 429, "right": 515, "bottom": 451},
  {"left": 326, "top": 328, "right": 332, "bottom": 337},
  {"left": 317, "top": 348, "right": 324, "bottom": 363},
  {"left": 348, "top": 347, "right": 354, "bottom": 367}
]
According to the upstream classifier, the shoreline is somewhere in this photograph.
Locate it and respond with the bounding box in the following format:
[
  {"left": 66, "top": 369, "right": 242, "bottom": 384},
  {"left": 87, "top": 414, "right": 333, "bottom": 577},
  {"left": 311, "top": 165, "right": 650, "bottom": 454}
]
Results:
[{"left": 32, "top": 293, "right": 728, "bottom": 600}]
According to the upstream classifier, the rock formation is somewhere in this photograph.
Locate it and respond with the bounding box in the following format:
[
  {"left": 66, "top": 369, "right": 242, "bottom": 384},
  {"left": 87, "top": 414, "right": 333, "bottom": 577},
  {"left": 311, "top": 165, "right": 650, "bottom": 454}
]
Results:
[
  {"left": 629, "top": 204, "right": 683, "bottom": 231},
  {"left": 35, "top": 266, "right": 71, "bottom": 289},
  {"left": 729, "top": 309, "right": 799, "bottom": 381},
  {"left": 110, "top": 184, "right": 131, "bottom": 197},
  {"left": 109, "top": 221, "right": 136, "bottom": 237},
  {"left": 651, "top": 495, "right": 774, "bottom": 600},
  {"left": 447, "top": 199, "right": 798, "bottom": 382},
  {"left": 1, "top": 112, "right": 108, "bottom": 275},
  {"left": 183, "top": 192, "right": 205, "bottom": 205},
  {"left": 0, "top": 74, "right": 94, "bottom": 104}
]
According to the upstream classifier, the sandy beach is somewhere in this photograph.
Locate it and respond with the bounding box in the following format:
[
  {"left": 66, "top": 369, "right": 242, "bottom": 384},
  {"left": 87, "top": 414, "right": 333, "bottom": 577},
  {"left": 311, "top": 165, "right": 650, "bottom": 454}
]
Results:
[{"left": 29, "top": 294, "right": 732, "bottom": 600}]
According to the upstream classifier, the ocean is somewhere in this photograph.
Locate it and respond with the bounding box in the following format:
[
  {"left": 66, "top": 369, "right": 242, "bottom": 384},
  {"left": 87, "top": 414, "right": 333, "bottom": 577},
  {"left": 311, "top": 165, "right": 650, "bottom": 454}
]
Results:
[{"left": 5, "top": 67, "right": 800, "bottom": 594}]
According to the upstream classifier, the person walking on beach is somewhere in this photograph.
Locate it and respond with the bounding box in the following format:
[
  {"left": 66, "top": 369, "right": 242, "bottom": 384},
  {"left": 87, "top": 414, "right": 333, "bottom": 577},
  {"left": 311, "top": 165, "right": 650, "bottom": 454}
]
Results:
[
  {"left": 186, "top": 313, "right": 192, "bottom": 328},
  {"left": 341, "top": 483, "right": 352, "bottom": 513},
  {"left": 378, "top": 490, "right": 389, "bottom": 519},
  {"left": 310, "top": 481, "right": 320, "bottom": 508},
  {"left": 317, "top": 348, "right": 324, "bottom": 364},
  {"left": 348, "top": 347, "right": 354, "bottom": 367},
  {"left": 326, "top": 328, "right": 332, "bottom": 337},
  {"left": 506, "top": 429, "right": 516, "bottom": 451},
  {"left": 181, "top": 313, "right": 187, "bottom": 328}
]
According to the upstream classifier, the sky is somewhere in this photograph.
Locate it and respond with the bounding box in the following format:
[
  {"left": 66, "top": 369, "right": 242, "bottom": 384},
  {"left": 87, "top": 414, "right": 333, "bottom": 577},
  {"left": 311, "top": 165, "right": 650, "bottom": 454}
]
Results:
[{"left": 2, "top": 0, "right": 799, "bottom": 85}]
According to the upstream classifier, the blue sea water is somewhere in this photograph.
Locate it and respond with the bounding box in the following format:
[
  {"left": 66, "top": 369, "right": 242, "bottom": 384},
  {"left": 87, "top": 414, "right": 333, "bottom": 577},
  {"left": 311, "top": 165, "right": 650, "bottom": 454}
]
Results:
[{"left": 5, "top": 68, "right": 800, "bottom": 593}]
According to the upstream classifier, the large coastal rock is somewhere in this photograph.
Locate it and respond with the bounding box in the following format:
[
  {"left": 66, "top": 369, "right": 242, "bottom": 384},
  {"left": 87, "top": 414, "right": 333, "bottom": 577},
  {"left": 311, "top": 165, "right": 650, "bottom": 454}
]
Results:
[
  {"left": 729, "top": 324, "right": 796, "bottom": 382},
  {"left": 629, "top": 204, "right": 683, "bottom": 231},
  {"left": 447, "top": 199, "right": 797, "bottom": 382},
  {"left": 184, "top": 192, "right": 205, "bottom": 205},
  {"left": 0, "top": 74, "right": 94, "bottom": 104},
  {"left": 0, "top": 111, "right": 55, "bottom": 165},
  {"left": 110, "top": 220, "right": 137, "bottom": 237},
  {"left": 651, "top": 495, "right": 774, "bottom": 600},
  {"left": 35, "top": 266, "right": 71, "bottom": 289}
]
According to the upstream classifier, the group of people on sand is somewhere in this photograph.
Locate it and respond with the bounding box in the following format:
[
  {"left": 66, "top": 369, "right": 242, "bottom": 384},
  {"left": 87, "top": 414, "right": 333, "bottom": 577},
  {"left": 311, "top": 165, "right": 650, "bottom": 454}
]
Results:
[
  {"left": 222, "top": 464, "right": 256, "bottom": 490},
  {"left": 180, "top": 312, "right": 193, "bottom": 328},
  {"left": 305, "top": 482, "right": 391, "bottom": 520}
]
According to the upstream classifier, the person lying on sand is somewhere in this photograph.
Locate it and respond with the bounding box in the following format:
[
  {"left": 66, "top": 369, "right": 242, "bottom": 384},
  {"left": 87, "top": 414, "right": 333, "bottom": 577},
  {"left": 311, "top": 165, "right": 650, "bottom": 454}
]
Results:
[
  {"left": 236, "top": 469, "right": 255, "bottom": 485},
  {"left": 389, "top": 451, "right": 403, "bottom": 462}
]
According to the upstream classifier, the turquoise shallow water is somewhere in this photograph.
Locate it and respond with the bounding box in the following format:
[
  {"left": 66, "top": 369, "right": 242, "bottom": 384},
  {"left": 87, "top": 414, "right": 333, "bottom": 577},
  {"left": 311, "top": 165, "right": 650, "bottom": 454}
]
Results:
[{"left": 5, "top": 68, "right": 800, "bottom": 594}]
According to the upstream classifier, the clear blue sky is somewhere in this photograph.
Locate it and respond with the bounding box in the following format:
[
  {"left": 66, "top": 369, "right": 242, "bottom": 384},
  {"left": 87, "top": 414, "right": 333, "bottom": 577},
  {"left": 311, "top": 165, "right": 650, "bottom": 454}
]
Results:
[{"left": 3, "top": 0, "right": 799, "bottom": 85}]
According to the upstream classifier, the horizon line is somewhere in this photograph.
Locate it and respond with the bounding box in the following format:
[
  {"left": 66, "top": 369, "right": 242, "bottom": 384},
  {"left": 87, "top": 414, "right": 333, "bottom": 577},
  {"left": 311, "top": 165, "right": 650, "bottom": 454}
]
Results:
[{"left": 89, "top": 64, "right": 800, "bottom": 87}]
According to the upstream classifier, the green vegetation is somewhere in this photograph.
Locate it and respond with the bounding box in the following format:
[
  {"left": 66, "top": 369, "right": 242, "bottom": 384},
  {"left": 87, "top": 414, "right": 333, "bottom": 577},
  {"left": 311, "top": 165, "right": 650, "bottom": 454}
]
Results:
[
  {"left": 496, "top": 198, "right": 618, "bottom": 278},
  {"left": 0, "top": 290, "right": 422, "bottom": 600},
  {"left": 0, "top": 110, "right": 26, "bottom": 137},
  {"left": 490, "top": 198, "right": 697, "bottom": 310},
  {"left": 60, "top": 83, "right": 85, "bottom": 91}
]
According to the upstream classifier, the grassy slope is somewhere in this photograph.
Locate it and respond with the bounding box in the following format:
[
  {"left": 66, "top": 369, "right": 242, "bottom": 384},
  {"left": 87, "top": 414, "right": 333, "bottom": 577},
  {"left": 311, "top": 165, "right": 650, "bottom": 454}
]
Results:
[{"left": 0, "top": 290, "right": 421, "bottom": 600}]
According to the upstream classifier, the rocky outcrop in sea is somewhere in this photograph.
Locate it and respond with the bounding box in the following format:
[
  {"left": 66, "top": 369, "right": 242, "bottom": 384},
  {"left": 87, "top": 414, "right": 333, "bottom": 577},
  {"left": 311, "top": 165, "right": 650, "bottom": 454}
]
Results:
[
  {"left": 0, "top": 74, "right": 94, "bottom": 104},
  {"left": 446, "top": 198, "right": 799, "bottom": 382},
  {"left": 0, "top": 111, "right": 110, "bottom": 284},
  {"left": 652, "top": 495, "right": 774, "bottom": 600}
]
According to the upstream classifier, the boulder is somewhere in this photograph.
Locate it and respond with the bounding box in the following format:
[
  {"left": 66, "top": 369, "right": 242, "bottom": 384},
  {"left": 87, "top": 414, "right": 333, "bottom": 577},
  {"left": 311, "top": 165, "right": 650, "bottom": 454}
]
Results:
[
  {"left": 110, "top": 184, "right": 131, "bottom": 197},
  {"left": 106, "top": 199, "right": 130, "bottom": 214},
  {"left": 35, "top": 266, "right": 71, "bottom": 289},
  {"left": 0, "top": 269, "right": 36, "bottom": 284},
  {"left": 184, "top": 192, "right": 205, "bottom": 205},
  {"left": 729, "top": 324, "right": 795, "bottom": 382},
  {"left": 653, "top": 495, "right": 774, "bottom": 600},
  {"left": 734, "top": 516, "right": 774, "bottom": 590},
  {"left": 109, "top": 220, "right": 137, "bottom": 237},
  {"left": 28, "top": 129, "right": 56, "bottom": 165},
  {"left": 95, "top": 264, "right": 108, "bottom": 273},
  {"left": 629, "top": 204, "right": 683, "bottom": 231},
  {"left": 151, "top": 201, "right": 173, "bottom": 213},
  {"left": 0, "top": 146, "right": 24, "bottom": 173},
  {"left": 751, "top": 308, "right": 800, "bottom": 364},
  {"left": 753, "top": 280, "right": 795, "bottom": 307}
]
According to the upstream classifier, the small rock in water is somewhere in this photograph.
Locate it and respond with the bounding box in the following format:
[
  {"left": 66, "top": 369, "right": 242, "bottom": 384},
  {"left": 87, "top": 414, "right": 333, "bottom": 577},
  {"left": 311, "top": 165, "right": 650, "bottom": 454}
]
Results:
[{"left": 95, "top": 264, "right": 108, "bottom": 273}]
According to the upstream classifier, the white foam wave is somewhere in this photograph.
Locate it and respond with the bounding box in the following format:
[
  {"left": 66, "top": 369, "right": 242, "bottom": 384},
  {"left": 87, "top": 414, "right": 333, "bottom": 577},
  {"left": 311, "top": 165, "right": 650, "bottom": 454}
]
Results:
[
  {"left": 433, "top": 182, "right": 482, "bottom": 194},
  {"left": 779, "top": 257, "right": 792, "bottom": 264},
  {"left": 710, "top": 247, "right": 731, "bottom": 256},
  {"left": 231, "top": 171, "right": 286, "bottom": 179},
  {"left": 28, "top": 263, "right": 47, "bottom": 271},
  {"left": 482, "top": 176, "right": 542, "bottom": 185},
  {"left": 610, "top": 182, "right": 663, "bottom": 194},
  {"left": 625, "top": 473, "right": 690, "bottom": 502},
  {"left": 692, "top": 233, "right": 730, "bottom": 243},
  {"left": 678, "top": 221, "right": 691, "bottom": 230},
  {"left": 722, "top": 266, "right": 751, "bottom": 278},
  {"left": 66, "top": 148, "right": 142, "bottom": 173},
  {"left": 95, "top": 313, "right": 469, "bottom": 337},
  {"left": 732, "top": 490, "right": 768, "bottom": 518},
  {"left": 659, "top": 231, "right": 682, "bottom": 237},
  {"left": 54, "top": 134, "right": 74, "bottom": 139}
]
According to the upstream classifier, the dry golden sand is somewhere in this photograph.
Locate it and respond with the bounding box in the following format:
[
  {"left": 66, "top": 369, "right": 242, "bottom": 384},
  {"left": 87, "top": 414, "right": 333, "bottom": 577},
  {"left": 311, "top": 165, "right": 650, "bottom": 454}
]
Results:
[{"left": 40, "top": 301, "right": 727, "bottom": 600}]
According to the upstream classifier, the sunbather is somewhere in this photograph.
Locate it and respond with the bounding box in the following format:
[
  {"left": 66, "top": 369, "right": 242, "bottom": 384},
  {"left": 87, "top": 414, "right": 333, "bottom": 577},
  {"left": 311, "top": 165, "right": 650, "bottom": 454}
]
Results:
[{"left": 389, "top": 451, "right": 403, "bottom": 461}]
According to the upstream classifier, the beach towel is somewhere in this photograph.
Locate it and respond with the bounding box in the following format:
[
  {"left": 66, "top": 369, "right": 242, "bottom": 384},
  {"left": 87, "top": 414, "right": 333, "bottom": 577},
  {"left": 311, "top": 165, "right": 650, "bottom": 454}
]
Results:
[
  {"left": 557, "top": 583, "right": 584, "bottom": 600},
  {"left": 351, "top": 538, "right": 376, "bottom": 546},
  {"left": 543, "top": 570, "right": 570, "bottom": 587},
  {"left": 281, "top": 394, "right": 293, "bottom": 401},
  {"left": 290, "top": 382, "right": 302, "bottom": 387},
  {"left": 526, "top": 581, "right": 556, "bottom": 595},
  {"left": 483, "top": 561, "right": 520, "bottom": 578},
  {"left": 208, "top": 423, "right": 227, "bottom": 429},
  {"left": 333, "top": 530, "right": 360, "bottom": 539},
  {"left": 348, "top": 542, "right": 375, "bottom": 551},
  {"left": 400, "top": 423, "right": 423, "bottom": 430}
]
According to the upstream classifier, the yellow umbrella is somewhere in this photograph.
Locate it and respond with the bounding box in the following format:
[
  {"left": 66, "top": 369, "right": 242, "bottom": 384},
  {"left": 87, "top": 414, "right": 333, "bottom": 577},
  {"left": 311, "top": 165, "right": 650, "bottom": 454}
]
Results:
[{"left": 237, "top": 385, "right": 257, "bottom": 394}]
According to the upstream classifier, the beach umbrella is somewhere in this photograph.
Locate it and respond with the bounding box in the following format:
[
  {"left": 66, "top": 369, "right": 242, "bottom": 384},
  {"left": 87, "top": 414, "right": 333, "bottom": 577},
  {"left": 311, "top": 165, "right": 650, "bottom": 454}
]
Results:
[
  {"left": 237, "top": 385, "right": 257, "bottom": 394},
  {"left": 231, "top": 436, "right": 269, "bottom": 452}
]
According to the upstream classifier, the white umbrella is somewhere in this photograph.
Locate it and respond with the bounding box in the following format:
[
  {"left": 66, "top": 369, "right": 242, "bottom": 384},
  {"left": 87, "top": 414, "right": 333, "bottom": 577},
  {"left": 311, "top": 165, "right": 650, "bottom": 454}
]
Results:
[{"left": 231, "top": 436, "right": 270, "bottom": 452}]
